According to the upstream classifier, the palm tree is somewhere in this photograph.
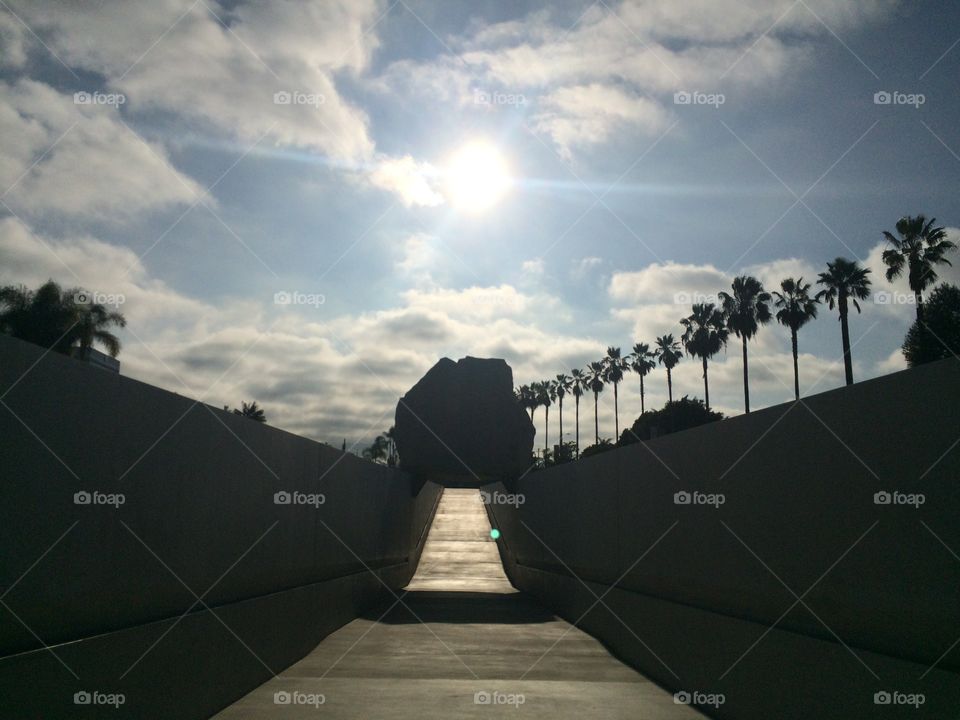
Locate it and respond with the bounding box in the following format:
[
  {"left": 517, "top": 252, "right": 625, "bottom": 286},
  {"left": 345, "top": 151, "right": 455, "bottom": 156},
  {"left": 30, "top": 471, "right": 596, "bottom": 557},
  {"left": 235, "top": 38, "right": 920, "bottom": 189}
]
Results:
[
  {"left": 772, "top": 278, "right": 819, "bottom": 400},
  {"left": 0, "top": 280, "right": 126, "bottom": 357},
  {"left": 603, "top": 347, "right": 629, "bottom": 440},
  {"left": 816, "top": 258, "right": 872, "bottom": 386},
  {"left": 555, "top": 373, "right": 572, "bottom": 450},
  {"left": 586, "top": 361, "right": 606, "bottom": 445},
  {"left": 719, "top": 276, "right": 772, "bottom": 414},
  {"left": 882, "top": 215, "right": 956, "bottom": 321},
  {"left": 629, "top": 342, "right": 656, "bottom": 414},
  {"left": 570, "top": 368, "right": 586, "bottom": 458},
  {"left": 654, "top": 334, "right": 683, "bottom": 402},
  {"left": 385, "top": 425, "right": 399, "bottom": 466},
  {"left": 533, "top": 381, "right": 554, "bottom": 458},
  {"left": 234, "top": 401, "right": 266, "bottom": 422},
  {"left": 679, "top": 303, "right": 728, "bottom": 411}
]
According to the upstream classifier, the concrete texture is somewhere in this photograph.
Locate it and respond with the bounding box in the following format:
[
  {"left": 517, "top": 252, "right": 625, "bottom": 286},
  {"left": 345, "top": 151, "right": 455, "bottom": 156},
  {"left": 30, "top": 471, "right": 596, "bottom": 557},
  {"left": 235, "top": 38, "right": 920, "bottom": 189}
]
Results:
[
  {"left": 0, "top": 334, "right": 442, "bottom": 718},
  {"left": 216, "top": 489, "right": 704, "bottom": 719},
  {"left": 486, "top": 358, "right": 960, "bottom": 719}
]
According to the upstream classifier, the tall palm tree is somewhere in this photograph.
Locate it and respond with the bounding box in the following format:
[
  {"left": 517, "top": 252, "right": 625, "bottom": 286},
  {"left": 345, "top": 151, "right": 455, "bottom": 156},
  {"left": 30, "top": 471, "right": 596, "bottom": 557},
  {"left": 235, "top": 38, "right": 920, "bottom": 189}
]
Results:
[
  {"left": 0, "top": 280, "right": 125, "bottom": 357},
  {"left": 679, "top": 303, "right": 728, "bottom": 411},
  {"left": 603, "top": 347, "right": 629, "bottom": 440},
  {"left": 654, "top": 334, "right": 683, "bottom": 402},
  {"left": 586, "top": 361, "right": 606, "bottom": 445},
  {"left": 629, "top": 342, "right": 656, "bottom": 414},
  {"left": 234, "top": 401, "right": 266, "bottom": 422},
  {"left": 533, "top": 381, "right": 554, "bottom": 458},
  {"left": 719, "top": 276, "right": 772, "bottom": 414},
  {"left": 555, "top": 373, "right": 572, "bottom": 450},
  {"left": 570, "top": 368, "right": 586, "bottom": 458},
  {"left": 816, "top": 258, "right": 872, "bottom": 386},
  {"left": 882, "top": 215, "right": 956, "bottom": 321},
  {"left": 772, "top": 278, "right": 819, "bottom": 400}
]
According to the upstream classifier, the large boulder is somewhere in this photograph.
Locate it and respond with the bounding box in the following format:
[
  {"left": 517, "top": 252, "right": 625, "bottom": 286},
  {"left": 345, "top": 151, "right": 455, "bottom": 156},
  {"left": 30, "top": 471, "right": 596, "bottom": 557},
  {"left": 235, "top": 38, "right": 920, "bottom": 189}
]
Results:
[{"left": 395, "top": 356, "right": 534, "bottom": 482}]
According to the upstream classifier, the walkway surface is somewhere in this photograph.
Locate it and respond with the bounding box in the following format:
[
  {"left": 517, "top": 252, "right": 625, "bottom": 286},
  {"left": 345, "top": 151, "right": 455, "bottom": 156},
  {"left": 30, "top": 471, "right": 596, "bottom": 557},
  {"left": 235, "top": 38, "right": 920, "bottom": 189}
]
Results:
[{"left": 214, "top": 489, "right": 704, "bottom": 719}]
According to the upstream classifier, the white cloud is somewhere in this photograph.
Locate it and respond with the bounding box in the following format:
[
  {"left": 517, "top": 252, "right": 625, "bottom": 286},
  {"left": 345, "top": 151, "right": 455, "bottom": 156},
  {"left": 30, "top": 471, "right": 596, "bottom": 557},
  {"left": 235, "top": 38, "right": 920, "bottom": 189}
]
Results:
[
  {"left": 0, "top": 80, "right": 204, "bottom": 219},
  {"left": 369, "top": 155, "right": 444, "bottom": 208}
]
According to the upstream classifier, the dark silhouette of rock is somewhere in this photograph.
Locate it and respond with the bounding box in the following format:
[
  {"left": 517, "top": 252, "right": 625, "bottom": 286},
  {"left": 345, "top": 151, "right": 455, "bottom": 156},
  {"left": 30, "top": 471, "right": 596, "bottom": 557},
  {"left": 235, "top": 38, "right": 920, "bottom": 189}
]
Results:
[{"left": 395, "top": 356, "right": 534, "bottom": 482}]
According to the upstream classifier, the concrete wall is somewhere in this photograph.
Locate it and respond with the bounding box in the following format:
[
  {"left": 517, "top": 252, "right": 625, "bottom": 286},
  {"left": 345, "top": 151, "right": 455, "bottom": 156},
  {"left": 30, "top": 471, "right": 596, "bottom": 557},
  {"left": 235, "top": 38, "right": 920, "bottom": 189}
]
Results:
[
  {"left": 0, "top": 335, "right": 441, "bottom": 718},
  {"left": 485, "top": 358, "right": 960, "bottom": 719}
]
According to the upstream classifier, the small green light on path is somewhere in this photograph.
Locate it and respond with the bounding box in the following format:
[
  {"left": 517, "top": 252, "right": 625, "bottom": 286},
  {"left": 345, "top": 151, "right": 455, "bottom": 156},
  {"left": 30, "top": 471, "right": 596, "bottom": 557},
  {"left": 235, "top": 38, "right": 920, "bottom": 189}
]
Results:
[{"left": 490, "top": 528, "right": 501, "bottom": 540}]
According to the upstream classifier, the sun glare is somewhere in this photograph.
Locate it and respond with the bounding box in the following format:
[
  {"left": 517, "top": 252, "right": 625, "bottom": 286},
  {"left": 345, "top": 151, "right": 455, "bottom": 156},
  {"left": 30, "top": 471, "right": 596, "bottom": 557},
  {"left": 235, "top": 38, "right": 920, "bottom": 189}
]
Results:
[{"left": 443, "top": 140, "right": 512, "bottom": 213}]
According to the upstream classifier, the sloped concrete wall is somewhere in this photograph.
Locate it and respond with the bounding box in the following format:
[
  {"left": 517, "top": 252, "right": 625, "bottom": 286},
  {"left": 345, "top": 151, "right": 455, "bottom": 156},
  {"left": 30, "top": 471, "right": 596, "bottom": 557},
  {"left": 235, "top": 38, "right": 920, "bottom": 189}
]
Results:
[
  {"left": 0, "top": 334, "right": 441, "bottom": 718},
  {"left": 486, "top": 358, "right": 960, "bottom": 719}
]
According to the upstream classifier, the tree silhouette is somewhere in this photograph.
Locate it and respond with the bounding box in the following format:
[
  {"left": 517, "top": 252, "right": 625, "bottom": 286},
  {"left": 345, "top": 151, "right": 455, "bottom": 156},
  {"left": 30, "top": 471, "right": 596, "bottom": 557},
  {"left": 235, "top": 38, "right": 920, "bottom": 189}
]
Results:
[
  {"left": 586, "top": 361, "right": 606, "bottom": 445},
  {"left": 816, "top": 257, "right": 872, "bottom": 385},
  {"left": 882, "top": 215, "right": 955, "bottom": 321},
  {"left": 555, "top": 373, "right": 572, "bottom": 452},
  {"left": 719, "top": 275, "right": 772, "bottom": 413},
  {"left": 902, "top": 284, "right": 960, "bottom": 366},
  {"left": 570, "top": 368, "right": 586, "bottom": 458},
  {"left": 680, "top": 303, "right": 728, "bottom": 411},
  {"left": 654, "top": 334, "right": 683, "bottom": 403},
  {"left": 603, "top": 347, "right": 629, "bottom": 440},
  {"left": 629, "top": 342, "right": 656, "bottom": 414},
  {"left": 771, "top": 278, "right": 819, "bottom": 401},
  {"left": 0, "top": 280, "right": 126, "bottom": 357},
  {"left": 234, "top": 401, "right": 266, "bottom": 422}
]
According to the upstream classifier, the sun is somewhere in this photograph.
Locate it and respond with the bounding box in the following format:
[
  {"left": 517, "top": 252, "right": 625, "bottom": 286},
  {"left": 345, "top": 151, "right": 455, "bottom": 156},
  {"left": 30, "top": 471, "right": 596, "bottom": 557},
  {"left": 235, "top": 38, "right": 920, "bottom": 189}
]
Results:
[{"left": 443, "top": 140, "right": 512, "bottom": 213}]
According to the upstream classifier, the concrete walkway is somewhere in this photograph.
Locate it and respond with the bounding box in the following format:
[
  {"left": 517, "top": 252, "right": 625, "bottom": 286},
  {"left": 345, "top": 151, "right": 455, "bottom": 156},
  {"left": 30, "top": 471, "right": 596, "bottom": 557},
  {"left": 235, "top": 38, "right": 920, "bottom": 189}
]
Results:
[{"left": 214, "top": 489, "right": 704, "bottom": 719}]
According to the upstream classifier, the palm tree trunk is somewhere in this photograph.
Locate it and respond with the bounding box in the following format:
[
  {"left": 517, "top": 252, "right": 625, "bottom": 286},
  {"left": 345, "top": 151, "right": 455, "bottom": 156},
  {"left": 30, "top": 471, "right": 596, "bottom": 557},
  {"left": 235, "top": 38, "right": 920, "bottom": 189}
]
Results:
[
  {"left": 613, "top": 382, "right": 619, "bottom": 440},
  {"left": 593, "top": 391, "right": 599, "bottom": 445},
  {"left": 742, "top": 336, "right": 750, "bottom": 413},
  {"left": 558, "top": 397, "right": 564, "bottom": 453},
  {"left": 640, "top": 374, "right": 645, "bottom": 414},
  {"left": 666, "top": 368, "right": 673, "bottom": 403},
  {"left": 544, "top": 406, "right": 549, "bottom": 458},
  {"left": 575, "top": 396, "right": 580, "bottom": 459},
  {"left": 702, "top": 356, "right": 709, "bottom": 411},
  {"left": 839, "top": 300, "right": 854, "bottom": 385},
  {"left": 791, "top": 328, "right": 800, "bottom": 401},
  {"left": 915, "top": 291, "right": 924, "bottom": 322}
]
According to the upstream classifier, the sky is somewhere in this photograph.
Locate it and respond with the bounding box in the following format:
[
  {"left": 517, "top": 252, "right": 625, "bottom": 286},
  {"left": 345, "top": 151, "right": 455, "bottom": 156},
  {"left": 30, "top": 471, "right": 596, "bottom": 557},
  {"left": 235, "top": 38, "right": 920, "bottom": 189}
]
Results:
[{"left": 1, "top": 0, "right": 959, "bottom": 449}]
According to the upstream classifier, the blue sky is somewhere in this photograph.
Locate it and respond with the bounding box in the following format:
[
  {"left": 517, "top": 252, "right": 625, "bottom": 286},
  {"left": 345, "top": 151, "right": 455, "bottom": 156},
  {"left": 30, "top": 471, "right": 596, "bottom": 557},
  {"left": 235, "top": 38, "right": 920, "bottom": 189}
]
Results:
[{"left": 1, "top": 0, "right": 958, "bottom": 446}]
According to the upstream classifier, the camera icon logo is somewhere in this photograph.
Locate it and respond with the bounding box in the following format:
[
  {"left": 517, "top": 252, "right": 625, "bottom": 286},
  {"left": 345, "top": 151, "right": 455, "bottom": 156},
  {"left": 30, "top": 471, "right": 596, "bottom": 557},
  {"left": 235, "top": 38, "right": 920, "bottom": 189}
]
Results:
[
  {"left": 274, "top": 491, "right": 292, "bottom": 505},
  {"left": 874, "top": 691, "right": 891, "bottom": 704},
  {"left": 274, "top": 291, "right": 292, "bottom": 305},
  {"left": 74, "top": 491, "right": 92, "bottom": 505},
  {"left": 874, "top": 291, "right": 891, "bottom": 305},
  {"left": 73, "top": 291, "right": 92, "bottom": 304},
  {"left": 73, "top": 91, "right": 91, "bottom": 105},
  {"left": 674, "top": 91, "right": 692, "bottom": 105},
  {"left": 74, "top": 691, "right": 92, "bottom": 704},
  {"left": 274, "top": 690, "right": 291, "bottom": 704},
  {"left": 274, "top": 91, "right": 291, "bottom": 105},
  {"left": 473, "top": 89, "right": 491, "bottom": 105},
  {"left": 674, "top": 491, "right": 691, "bottom": 505},
  {"left": 474, "top": 690, "right": 491, "bottom": 705},
  {"left": 874, "top": 91, "right": 892, "bottom": 105},
  {"left": 674, "top": 691, "right": 691, "bottom": 704},
  {"left": 873, "top": 491, "right": 891, "bottom": 505}
]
